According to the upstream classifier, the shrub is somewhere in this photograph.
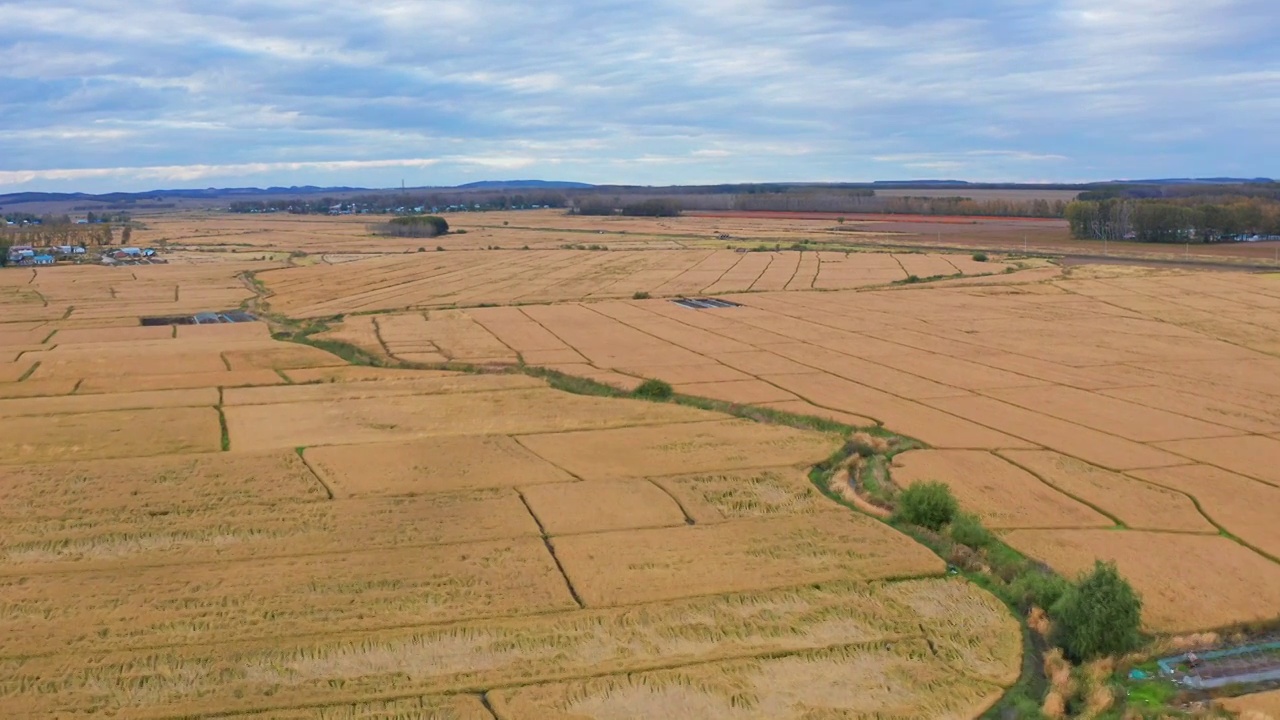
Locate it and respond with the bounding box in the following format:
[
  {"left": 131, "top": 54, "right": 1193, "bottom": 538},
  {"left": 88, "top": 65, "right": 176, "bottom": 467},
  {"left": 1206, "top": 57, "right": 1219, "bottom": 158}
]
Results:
[
  {"left": 417, "top": 247, "right": 426, "bottom": 252},
  {"left": 949, "top": 512, "right": 994, "bottom": 549},
  {"left": 1051, "top": 561, "right": 1142, "bottom": 661},
  {"left": 903, "top": 274, "right": 921, "bottom": 284},
  {"left": 436, "top": 246, "right": 445, "bottom": 251},
  {"left": 1010, "top": 571, "right": 1071, "bottom": 610},
  {"left": 972, "top": 252, "right": 989, "bottom": 262},
  {"left": 633, "top": 378, "right": 674, "bottom": 400},
  {"left": 373, "top": 215, "right": 448, "bottom": 237},
  {"left": 454, "top": 228, "right": 468, "bottom": 234},
  {"left": 893, "top": 481, "right": 958, "bottom": 531},
  {"left": 632, "top": 291, "right": 652, "bottom": 300}
]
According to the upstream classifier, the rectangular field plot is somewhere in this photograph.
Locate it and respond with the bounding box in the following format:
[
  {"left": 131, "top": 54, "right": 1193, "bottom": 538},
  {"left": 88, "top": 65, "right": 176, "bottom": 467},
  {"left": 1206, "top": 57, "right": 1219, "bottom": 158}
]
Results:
[
  {"left": 0, "top": 450, "right": 323, "bottom": 519},
  {"left": 0, "top": 537, "right": 575, "bottom": 657},
  {"left": 219, "top": 695, "right": 494, "bottom": 720},
  {"left": 77, "top": 369, "right": 286, "bottom": 393},
  {"left": 0, "top": 406, "right": 221, "bottom": 464},
  {"left": 282, "top": 365, "right": 456, "bottom": 383},
  {"left": 1133, "top": 464, "right": 1280, "bottom": 559},
  {"left": 999, "top": 450, "right": 1214, "bottom": 533},
  {"left": 892, "top": 450, "right": 1114, "bottom": 529},
  {"left": 517, "top": 420, "right": 842, "bottom": 479},
  {"left": 491, "top": 641, "right": 1005, "bottom": 720},
  {"left": 984, "top": 385, "right": 1237, "bottom": 442},
  {"left": 0, "top": 387, "right": 218, "bottom": 418},
  {"left": 0, "top": 578, "right": 1013, "bottom": 718},
  {"left": 226, "top": 389, "right": 717, "bottom": 451},
  {"left": 1100, "top": 385, "right": 1280, "bottom": 434},
  {"left": 923, "top": 395, "right": 1185, "bottom": 470},
  {"left": 223, "top": 374, "right": 542, "bottom": 405},
  {"left": 653, "top": 467, "right": 834, "bottom": 523},
  {"left": 0, "top": 489, "right": 539, "bottom": 571},
  {"left": 0, "top": 379, "right": 78, "bottom": 399},
  {"left": 222, "top": 344, "right": 348, "bottom": 371},
  {"left": 1002, "top": 529, "right": 1280, "bottom": 633},
  {"left": 305, "top": 436, "right": 574, "bottom": 497},
  {"left": 520, "top": 480, "right": 688, "bottom": 534},
  {"left": 551, "top": 513, "right": 943, "bottom": 606},
  {"left": 1155, "top": 435, "right": 1280, "bottom": 487}
]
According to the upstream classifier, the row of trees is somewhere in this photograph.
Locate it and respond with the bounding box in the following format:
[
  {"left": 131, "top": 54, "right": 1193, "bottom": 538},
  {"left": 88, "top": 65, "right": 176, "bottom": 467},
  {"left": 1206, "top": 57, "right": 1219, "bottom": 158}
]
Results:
[
  {"left": 874, "top": 196, "right": 1067, "bottom": 218},
  {"left": 571, "top": 198, "right": 683, "bottom": 217},
  {"left": 1065, "top": 197, "right": 1280, "bottom": 242},
  {"left": 1, "top": 224, "right": 120, "bottom": 247},
  {"left": 229, "top": 191, "right": 571, "bottom": 215}
]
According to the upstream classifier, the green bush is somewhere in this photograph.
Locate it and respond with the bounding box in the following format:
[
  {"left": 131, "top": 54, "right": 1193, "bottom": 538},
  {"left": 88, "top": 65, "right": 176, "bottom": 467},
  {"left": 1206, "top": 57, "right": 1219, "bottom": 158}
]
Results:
[
  {"left": 1051, "top": 561, "right": 1142, "bottom": 661},
  {"left": 632, "top": 291, "right": 652, "bottom": 300},
  {"left": 903, "top": 274, "right": 921, "bottom": 283},
  {"left": 972, "top": 252, "right": 989, "bottom": 262},
  {"left": 893, "top": 481, "right": 958, "bottom": 531},
  {"left": 1009, "top": 570, "right": 1070, "bottom": 609},
  {"left": 633, "top": 378, "right": 674, "bottom": 400},
  {"left": 949, "top": 512, "right": 994, "bottom": 549}
]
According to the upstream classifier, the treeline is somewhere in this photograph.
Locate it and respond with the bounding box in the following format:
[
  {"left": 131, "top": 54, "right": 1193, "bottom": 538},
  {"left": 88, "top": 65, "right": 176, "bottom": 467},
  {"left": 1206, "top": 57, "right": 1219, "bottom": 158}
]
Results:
[
  {"left": 1080, "top": 182, "right": 1280, "bottom": 201},
  {"left": 369, "top": 215, "right": 450, "bottom": 238},
  {"left": 572, "top": 198, "right": 683, "bottom": 217},
  {"left": 2, "top": 224, "right": 115, "bottom": 247},
  {"left": 874, "top": 196, "right": 1066, "bottom": 218},
  {"left": 229, "top": 190, "right": 571, "bottom": 215},
  {"left": 570, "top": 190, "right": 1065, "bottom": 217},
  {"left": 1065, "top": 197, "right": 1280, "bottom": 242}
]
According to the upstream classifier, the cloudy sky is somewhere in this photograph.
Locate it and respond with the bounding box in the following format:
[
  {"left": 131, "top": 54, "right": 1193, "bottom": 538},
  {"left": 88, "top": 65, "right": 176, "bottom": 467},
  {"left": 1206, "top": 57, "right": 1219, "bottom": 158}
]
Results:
[{"left": 1, "top": 0, "right": 1277, "bottom": 192}]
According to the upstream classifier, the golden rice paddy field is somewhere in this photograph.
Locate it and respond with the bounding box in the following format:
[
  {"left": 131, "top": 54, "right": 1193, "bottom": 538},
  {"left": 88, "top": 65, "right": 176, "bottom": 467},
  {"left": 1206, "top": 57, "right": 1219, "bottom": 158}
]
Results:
[
  {"left": 0, "top": 254, "right": 1017, "bottom": 718},
  {"left": 6, "top": 210, "right": 1280, "bottom": 716},
  {"left": 274, "top": 248, "right": 1280, "bottom": 637}
]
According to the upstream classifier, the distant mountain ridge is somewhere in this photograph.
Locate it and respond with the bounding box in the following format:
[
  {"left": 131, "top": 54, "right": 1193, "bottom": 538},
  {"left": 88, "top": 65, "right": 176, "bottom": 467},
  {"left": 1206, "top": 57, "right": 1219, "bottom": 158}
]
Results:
[
  {"left": 453, "top": 180, "right": 596, "bottom": 190},
  {"left": 1, "top": 178, "right": 1273, "bottom": 208},
  {"left": 0, "top": 181, "right": 596, "bottom": 207}
]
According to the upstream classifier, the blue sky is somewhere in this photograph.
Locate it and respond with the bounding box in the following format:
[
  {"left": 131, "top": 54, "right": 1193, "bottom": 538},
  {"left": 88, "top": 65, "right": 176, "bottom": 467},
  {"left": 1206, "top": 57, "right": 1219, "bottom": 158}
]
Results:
[{"left": 1, "top": 0, "right": 1277, "bottom": 192}]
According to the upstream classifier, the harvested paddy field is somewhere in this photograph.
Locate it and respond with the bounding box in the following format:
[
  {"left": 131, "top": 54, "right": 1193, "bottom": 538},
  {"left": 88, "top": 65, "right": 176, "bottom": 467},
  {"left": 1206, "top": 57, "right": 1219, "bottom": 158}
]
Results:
[
  {"left": 259, "top": 247, "right": 1010, "bottom": 317},
  {"left": 296, "top": 259, "right": 1280, "bottom": 634},
  {"left": 0, "top": 257, "right": 1020, "bottom": 718},
  {"left": 8, "top": 215, "right": 1280, "bottom": 716}
]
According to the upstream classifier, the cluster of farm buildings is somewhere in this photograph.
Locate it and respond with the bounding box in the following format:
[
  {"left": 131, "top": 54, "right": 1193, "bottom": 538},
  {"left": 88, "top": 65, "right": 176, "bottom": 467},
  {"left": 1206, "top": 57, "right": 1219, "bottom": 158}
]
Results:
[{"left": 5, "top": 245, "right": 161, "bottom": 267}]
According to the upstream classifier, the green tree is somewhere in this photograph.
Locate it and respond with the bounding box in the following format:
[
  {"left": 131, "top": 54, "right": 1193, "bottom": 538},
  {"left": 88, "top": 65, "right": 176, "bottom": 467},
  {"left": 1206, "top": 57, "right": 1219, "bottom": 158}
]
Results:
[
  {"left": 1051, "top": 561, "right": 1142, "bottom": 661},
  {"left": 893, "top": 481, "right": 958, "bottom": 531}
]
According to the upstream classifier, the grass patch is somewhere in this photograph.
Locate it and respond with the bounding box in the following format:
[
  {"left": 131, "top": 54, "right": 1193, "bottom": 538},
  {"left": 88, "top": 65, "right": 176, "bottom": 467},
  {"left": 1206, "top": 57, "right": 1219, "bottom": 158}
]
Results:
[
  {"left": 17, "top": 361, "right": 40, "bottom": 382},
  {"left": 216, "top": 406, "right": 230, "bottom": 451},
  {"left": 632, "top": 378, "right": 674, "bottom": 400}
]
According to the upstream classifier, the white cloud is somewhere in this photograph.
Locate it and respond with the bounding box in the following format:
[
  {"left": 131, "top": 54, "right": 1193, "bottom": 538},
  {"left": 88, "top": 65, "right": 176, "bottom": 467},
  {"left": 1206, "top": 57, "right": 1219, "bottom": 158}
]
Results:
[
  {"left": 0, "top": 159, "right": 443, "bottom": 186},
  {"left": 0, "top": 0, "right": 1275, "bottom": 191}
]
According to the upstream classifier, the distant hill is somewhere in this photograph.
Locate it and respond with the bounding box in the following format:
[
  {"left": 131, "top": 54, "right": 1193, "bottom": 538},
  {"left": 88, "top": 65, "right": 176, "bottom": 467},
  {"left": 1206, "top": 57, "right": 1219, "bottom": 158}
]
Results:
[
  {"left": 1111, "top": 177, "right": 1275, "bottom": 185},
  {"left": 0, "top": 181, "right": 595, "bottom": 208},
  {"left": 453, "top": 180, "right": 596, "bottom": 190},
  {"left": 2, "top": 178, "right": 1274, "bottom": 210}
]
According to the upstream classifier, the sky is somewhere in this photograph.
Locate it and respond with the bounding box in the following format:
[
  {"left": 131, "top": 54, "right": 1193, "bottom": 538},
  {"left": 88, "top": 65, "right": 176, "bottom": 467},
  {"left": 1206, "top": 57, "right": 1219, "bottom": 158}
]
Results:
[{"left": 1, "top": 0, "right": 1277, "bottom": 193}]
